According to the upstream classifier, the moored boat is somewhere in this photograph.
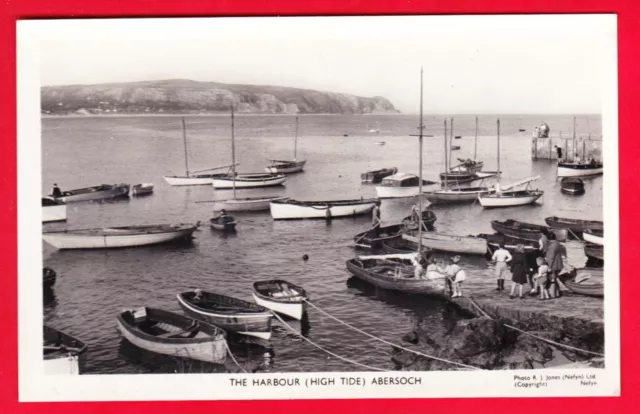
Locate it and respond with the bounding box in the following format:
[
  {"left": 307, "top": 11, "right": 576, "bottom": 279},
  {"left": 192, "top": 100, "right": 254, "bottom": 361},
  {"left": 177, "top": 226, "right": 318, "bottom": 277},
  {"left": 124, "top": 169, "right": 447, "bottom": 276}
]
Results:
[
  {"left": 374, "top": 173, "right": 438, "bottom": 199},
  {"left": 584, "top": 243, "right": 604, "bottom": 261},
  {"left": 545, "top": 216, "right": 604, "bottom": 232},
  {"left": 265, "top": 160, "right": 306, "bottom": 174},
  {"left": 43, "top": 223, "right": 198, "bottom": 250},
  {"left": 177, "top": 290, "right": 273, "bottom": 340},
  {"left": 450, "top": 145, "right": 461, "bottom": 151},
  {"left": 402, "top": 232, "right": 488, "bottom": 255},
  {"left": 131, "top": 183, "right": 154, "bottom": 196},
  {"left": 210, "top": 216, "right": 236, "bottom": 232},
  {"left": 44, "top": 325, "right": 87, "bottom": 375},
  {"left": 43, "top": 267, "right": 56, "bottom": 289},
  {"left": 361, "top": 167, "right": 398, "bottom": 184},
  {"left": 557, "top": 161, "right": 603, "bottom": 178},
  {"left": 452, "top": 158, "right": 484, "bottom": 173},
  {"left": 424, "top": 186, "right": 493, "bottom": 204},
  {"left": 560, "top": 177, "right": 585, "bottom": 195},
  {"left": 212, "top": 173, "right": 286, "bottom": 189},
  {"left": 270, "top": 198, "right": 377, "bottom": 220},
  {"left": 354, "top": 223, "right": 407, "bottom": 249},
  {"left": 562, "top": 268, "right": 604, "bottom": 297},
  {"left": 478, "top": 233, "right": 539, "bottom": 253},
  {"left": 42, "top": 198, "right": 67, "bottom": 222},
  {"left": 491, "top": 219, "right": 567, "bottom": 242},
  {"left": 583, "top": 229, "right": 604, "bottom": 246},
  {"left": 382, "top": 238, "right": 431, "bottom": 255},
  {"left": 48, "top": 183, "right": 130, "bottom": 203},
  {"left": 252, "top": 280, "right": 308, "bottom": 320},
  {"left": 213, "top": 196, "right": 286, "bottom": 212},
  {"left": 401, "top": 209, "right": 437, "bottom": 231},
  {"left": 164, "top": 173, "right": 231, "bottom": 186},
  {"left": 116, "top": 307, "right": 227, "bottom": 363}
]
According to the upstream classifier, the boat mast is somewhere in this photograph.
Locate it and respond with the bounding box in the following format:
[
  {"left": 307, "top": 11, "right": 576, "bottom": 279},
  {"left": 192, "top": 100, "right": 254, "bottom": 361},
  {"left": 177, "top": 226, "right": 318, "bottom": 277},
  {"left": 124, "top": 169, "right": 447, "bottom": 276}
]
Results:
[
  {"left": 231, "top": 106, "right": 237, "bottom": 200},
  {"left": 294, "top": 116, "right": 299, "bottom": 161},
  {"left": 497, "top": 118, "right": 501, "bottom": 187},
  {"left": 418, "top": 67, "right": 424, "bottom": 254},
  {"left": 448, "top": 118, "right": 454, "bottom": 171},
  {"left": 444, "top": 119, "right": 448, "bottom": 189},
  {"left": 182, "top": 118, "right": 190, "bottom": 177},
  {"left": 474, "top": 116, "right": 478, "bottom": 162},
  {"left": 573, "top": 116, "right": 576, "bottom": 162}
]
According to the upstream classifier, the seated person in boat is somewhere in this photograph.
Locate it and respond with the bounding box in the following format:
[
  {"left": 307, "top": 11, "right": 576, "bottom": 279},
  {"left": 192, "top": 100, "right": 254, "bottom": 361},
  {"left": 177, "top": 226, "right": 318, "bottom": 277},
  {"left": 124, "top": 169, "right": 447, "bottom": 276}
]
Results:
[
  {"left": 214, "top": 209, "right": 228, "bottom": 221},
  {"left": 51, "top": 183, "right": 62, "bottom": 198},
  {"left": 192, "top": 289, "right": 203, "bottom": 303}
]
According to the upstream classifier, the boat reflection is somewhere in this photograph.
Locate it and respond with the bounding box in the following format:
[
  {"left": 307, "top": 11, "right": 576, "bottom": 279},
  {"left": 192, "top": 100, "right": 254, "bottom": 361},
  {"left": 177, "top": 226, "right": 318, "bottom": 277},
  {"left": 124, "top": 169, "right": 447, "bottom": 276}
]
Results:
[{"left": 226, "top": 343, "right": 276, "bottom": 373}]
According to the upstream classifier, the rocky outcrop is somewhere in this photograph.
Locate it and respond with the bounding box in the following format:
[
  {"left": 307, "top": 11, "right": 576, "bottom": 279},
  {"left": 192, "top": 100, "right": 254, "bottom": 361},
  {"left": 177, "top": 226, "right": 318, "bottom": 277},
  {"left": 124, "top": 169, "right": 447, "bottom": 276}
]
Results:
[{"left": 41, "top": 79, "right": 399, "bottom": 115}]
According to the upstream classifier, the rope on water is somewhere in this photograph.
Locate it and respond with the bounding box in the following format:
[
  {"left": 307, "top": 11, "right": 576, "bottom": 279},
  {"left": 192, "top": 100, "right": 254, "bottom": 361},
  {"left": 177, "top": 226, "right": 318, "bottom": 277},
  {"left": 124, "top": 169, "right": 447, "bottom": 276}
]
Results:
[
  {"left": 466, "top": 297, "right": 604, "bottom": 357},
  {"left": 270, "top": 311, "right": 388, "bottom": 372},
  {"left": 223, "top": 340, "right": 247, "bottom": 373},
  {"left": 304, "top": 299, "right": 482, "bottom": 371}
]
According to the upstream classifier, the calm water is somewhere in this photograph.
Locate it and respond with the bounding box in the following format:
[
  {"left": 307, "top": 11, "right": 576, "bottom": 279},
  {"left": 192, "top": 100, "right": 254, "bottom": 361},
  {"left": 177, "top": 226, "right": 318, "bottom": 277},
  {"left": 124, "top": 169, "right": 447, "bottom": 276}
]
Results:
[{"left": 42, "top": 114, "right": 603, "bottom": 374}]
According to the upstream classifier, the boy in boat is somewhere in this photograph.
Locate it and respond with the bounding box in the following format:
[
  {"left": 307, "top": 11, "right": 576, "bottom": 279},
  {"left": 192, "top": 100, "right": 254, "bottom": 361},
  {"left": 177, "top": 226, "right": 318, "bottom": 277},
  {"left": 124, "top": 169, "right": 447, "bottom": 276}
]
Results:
[
  {"left": 51, "top": 183, "right": 62, "bottom": 198},
  {"left": 492, "top": 243, "right": 512, "bottom": 292},
  {"left": 214, "top": 209, "right": 228, "bottom": 222}
]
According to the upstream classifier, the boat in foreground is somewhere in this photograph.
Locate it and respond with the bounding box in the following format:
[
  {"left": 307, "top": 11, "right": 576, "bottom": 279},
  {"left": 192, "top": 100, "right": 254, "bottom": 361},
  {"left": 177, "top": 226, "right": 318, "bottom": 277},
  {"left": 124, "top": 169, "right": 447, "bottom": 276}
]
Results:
[
  {"left": 116, "top": 307, "right": 227, "bottom": 363},
  {"left": 557, "top": 161, "right": 603, "bottom": 177},
  {"left": 48, "top": 183, "right": 130, "bottom": 203},
  {"left": 210, "top": 216, "right": 236, "bottom": 232},
  {"left": 213, "top": 196, "right": 286, "bottom": 212},
  {"left": 562, "top": 268, "right": 604, "bottom": 297},
  {"left": 374, "top": 173, "right": 438, "bottom": 199},
  {"left": 491, "top": 219, "right": 567, "bottom": 242},
  {"left": 252, "top": 280, "right": 308, "bottom": 320},
  {"left": 402, "top": 232, "right": 488, "bottom": 255},
  {"left": 584, "top": 243, "right": 604, "bottom": 261},
  {"left": 270, "top": 198, "right": 377, "bottom": 220},
  {"left": 346, "top": 256, "right": 447, "bottom": 296},
  {"left": 560, "top": 177, "right": 585, "bottom": 195},
  {"left": 583, "top": 229, "right": 604, "bottom": 246},
  {"left": 42, "top": 198, "right": 67, "bottom": 222},
  {"left": 361, "top": 167, "right": 398, "bottom": 184},
  {"left": 177, "top": 290, "right": 273, "bottom": 340},
  {"left": 212, "top": 173, "right": 286, "bottom": 189},
  {"left": 43, "top": 223, "right": 198, "bottom": 250},
  {"left": 43, "top": 267, "right": 56, "bottom": 289},
  {"left": 545, "top": 216, "right": 604, "bottom": 232},
  {"left": 131, "top": 183, "right": 154, "bottom": 196},
  {"left": 44, "top": 325, "right": 87, "bottom": 375}
]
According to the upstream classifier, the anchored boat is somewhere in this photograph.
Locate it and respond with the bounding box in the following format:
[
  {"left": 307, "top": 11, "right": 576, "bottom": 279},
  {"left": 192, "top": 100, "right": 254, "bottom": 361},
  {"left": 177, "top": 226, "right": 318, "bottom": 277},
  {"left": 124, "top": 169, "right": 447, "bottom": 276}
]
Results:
[
  {"left": 252, "top": 280, "right": 308, "bottom": 320},
  {"left": 402, "top": 232, "right": 488, "bottom": 255},
  {"left": 562, "top": 268, "right": 604, "bottom": 297},
  {"left": 557, "top": 161, "right": 603, "bottom": 178},
  {"left": 47, "top": 183, "right": 130, "bottom": 203},
  {"left": 583, "top": 229, "right": 604, "bottom": 246},
  {"left": 177, "top": 290, "right": 273, "bottom": 340},
  {"left": 43, "top": 267, "right": 56, "bottom": 289},
  {"left": 42, "top": 223, "right": 198, "bottom": 250},
  {"left": 584, "top": 243, "right": 604, "bottom": 261},
  {"left": 44, "top": 325, "right": 87, "bottom": 375},
  {"left": 361, "top": 167, "right": 398, "bottom": 184},
  {"left": 210, "top": 216, "right": 236, "bottom": 232},
  {"left": 270, "top": 198, "right": 376, "bottom": 220},
  {"left": 42, "top": 198, "right": 67, "bottom": 222},
  {"left": 491, "top": 219, "right": 567, "bottom": 242},
  {"left": 116, "top": 307, "right": 227, "bottom": 364},
  {"left": 545, "top": 216, "right": 603, "bottom": 232},
  {"left": 374, "top": 173, "right": 438, "bottom": 199},
  {"left": 265, "top": 116, "right": 306, "bottom": 174},
  {"left": 131, "top": 183, "right": 154, "bottom": 196},
  {"left": 478, "top": 233, "right": 539, "bottom": 253},
  {"left": 560, "top": 177, "right": 585, "bottom": 195},
  {"left": 354, "top": 223, "right": 407, "bottom": 249}
]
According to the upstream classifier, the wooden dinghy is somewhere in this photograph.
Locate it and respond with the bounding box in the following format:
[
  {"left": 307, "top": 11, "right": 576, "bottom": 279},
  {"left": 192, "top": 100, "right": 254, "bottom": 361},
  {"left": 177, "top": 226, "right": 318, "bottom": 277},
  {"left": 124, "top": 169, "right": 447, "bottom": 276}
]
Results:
[
  {"left": 563, "top": 270, "right": 604, "bottom": 298},
  {"left": 557, "top": 160, "right": 603, "bottom": 178},
  {"left": 42, "top": 198, "right": 67, "bottom": 222},
  {"left": 374, "top": 173, "right": 438, "bottom": 198},
  {"left": 270, "top": 198, "right": 377, "bottom": 220},
  {"left": 48, "top": 183, "right": 130, "bottom": 203},
  {"left": 212, "top": 173, "right": 286, "bottom": 189},
  {"left": 450, "top": 145, "right": 461, "bottom": 151},
  {"left": 478, "top": 233, "right": 539, "bottom": 253},
  {"left": 43, "top": 223, "right": 198, "bottom": 250},
  {"left": 402, "top": 232, "right": 488, "bottom": 255},
  {"left": 361, "top": 167, "right": 398, "bottom": 184},
  {"left": 210, "top": 216, "right": 236, "bottom": 232},
  {"left": 560, "top": 177, "right": 585, "bottom": 195},
  {"left": 544, "top": 216, "right": 604, "bottom": 236},
  {"left": 131, "top": 183, "right": 154, "bottom": 196},
  {"left": 584, "top": 243, "right": 604, "bottom": 261},
  {"left": 265, "top": 159, "right": 306, "bottom": 174},
  {"left": 116, "top": 307, "right": 227, "bottom": 363},
  {"left": 401, "top": 210, "right": 437, "bottom": 231},
  {"left": 583, "top": 229, "right": 604, "bottom": 246},
  {"left": 453, "top": 159, "right": 484, "bottom": 173},
  {"left": 345, "top": 257, "right": 447, "bottom": 296},
  {"left": 424, "top": 186, "right": 493, "bottom": 205},
  {"left": 252, "top": 280, "right": 308, "bottom": 320},
  {"left": 43, "top": 267, "right": 56, "bottom": 289},
  {"left": 354, "top": 223, "right": 407, "bottom": 249},
  {"left": 491, "top": 219, "right": 567, "bottom": 242},
  {"left": 177, "top": 290, "right": 273, "bottom": 340},
  {"left": 213, "top": 196, "right": 287, "bottom": 212},
  {"left": 382, "top": 238, "right": 431, "bottom": 255},
  {"left": 44, "top": 325, "right": 87, "bottom": 375}
]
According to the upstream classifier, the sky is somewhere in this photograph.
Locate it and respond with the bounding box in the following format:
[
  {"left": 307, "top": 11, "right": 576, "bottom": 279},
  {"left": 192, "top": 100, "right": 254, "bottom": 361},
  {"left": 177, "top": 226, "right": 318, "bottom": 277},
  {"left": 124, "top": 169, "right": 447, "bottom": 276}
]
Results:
[{"left": 24, "top": 15, "right": 616, "bottom": 114}]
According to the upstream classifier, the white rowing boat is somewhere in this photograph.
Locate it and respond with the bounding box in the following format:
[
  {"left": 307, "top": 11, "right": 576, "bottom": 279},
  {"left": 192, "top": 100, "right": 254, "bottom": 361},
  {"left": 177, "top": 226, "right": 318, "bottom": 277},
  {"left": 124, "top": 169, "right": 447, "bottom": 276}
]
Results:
[
  {"left": 213, "top": 196, "right": 287, "bottom": 212},
  {"left": 583, "top": 229, "right": 604, "bottom": 246},
  {"left": 42, "top": 198, "right": 67, "bottom": 222},
  {"left": 270, "top": 198, "right": 376, "bottom": 220},
  {"left": 212, "top": 173, "right": 286, "bottom": 189}
]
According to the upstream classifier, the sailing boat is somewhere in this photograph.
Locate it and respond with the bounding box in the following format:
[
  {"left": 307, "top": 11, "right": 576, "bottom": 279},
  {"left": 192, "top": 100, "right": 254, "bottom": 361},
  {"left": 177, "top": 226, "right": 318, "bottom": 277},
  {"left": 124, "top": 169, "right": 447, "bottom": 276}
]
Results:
[
  {"left": 345, "top": 68, "right": 447, "bottom": 296},
  {"left": 163, "top": 118, "right": 238, "bottom": 186},
  {"left": 213, "top": 107, "right": 287, "bottom": 212},
  {"left": 477, "top": 119, "right": 544, "bottom": 208},
  {"left": 450, "top": 116, "right": 484, "bottom": 173},
  {"left": 439, "top": 117, "right": 495, "bottom": 184},
  {"left": 265, "top": 116, "right": 307, "bottom": 174},
  {"left": 557, "top": 116, "right": 603, "bottom": 177},
  {"left": 424, "top": 118, "right": 495, "bottom": 205}
]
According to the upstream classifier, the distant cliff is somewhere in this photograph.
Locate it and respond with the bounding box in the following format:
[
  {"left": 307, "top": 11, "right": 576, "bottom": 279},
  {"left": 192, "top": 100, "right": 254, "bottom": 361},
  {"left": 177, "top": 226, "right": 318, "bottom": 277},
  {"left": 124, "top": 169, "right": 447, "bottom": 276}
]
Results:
[{"left": 41, "top": 79, "right": 399, "bottom": 115}]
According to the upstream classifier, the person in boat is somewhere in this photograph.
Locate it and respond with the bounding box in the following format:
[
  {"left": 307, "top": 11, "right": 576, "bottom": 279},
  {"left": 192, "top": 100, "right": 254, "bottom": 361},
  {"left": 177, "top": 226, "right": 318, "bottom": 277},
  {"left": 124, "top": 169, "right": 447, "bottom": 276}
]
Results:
[
  {"left": 425, "top": 256, "right": 443, "bottom": 280},
  {"left": 590, "top": 158, "right": 597, "bottom": 166},
  {"left": 214, "top": 209, "right": 228, "bottom": 222},
  {"left": 410, "top": 204, "right": 421, "bottom": 225},
  {"left": 193, "top": 289, "right": 203, "bottom": 303},
  {"left": 509, "top": 245, "right": 528, "bottom": 299},
  {"left": 51, "top": 183, "right": 62, "bottom": 198},
  {"left": 372, "top": 201, "right": 382, "bottom": 236},
  {"left": 544, "top": 232, "right": 567, "bottom": 299},
  {"left": 492, "top": 243, "right": 512, "bottom": 292}
]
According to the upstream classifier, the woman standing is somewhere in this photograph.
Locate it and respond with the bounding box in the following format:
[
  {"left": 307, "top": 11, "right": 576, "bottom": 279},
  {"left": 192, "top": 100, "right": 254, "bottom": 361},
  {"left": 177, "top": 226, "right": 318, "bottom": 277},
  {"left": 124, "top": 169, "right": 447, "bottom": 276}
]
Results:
[
  {"left": 545, "top": 232, "right": 567, "bottom": 298},
  {"left": 509, "top": 245, "right": 528, "bottom": 299}
]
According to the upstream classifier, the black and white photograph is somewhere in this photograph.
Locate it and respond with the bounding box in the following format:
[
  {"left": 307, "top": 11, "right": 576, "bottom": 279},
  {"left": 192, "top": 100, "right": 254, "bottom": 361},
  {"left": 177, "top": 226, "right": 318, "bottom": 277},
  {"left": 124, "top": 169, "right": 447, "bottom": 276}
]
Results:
[{"left": 18, "top": 15, "right": 619, "bottom": 401}]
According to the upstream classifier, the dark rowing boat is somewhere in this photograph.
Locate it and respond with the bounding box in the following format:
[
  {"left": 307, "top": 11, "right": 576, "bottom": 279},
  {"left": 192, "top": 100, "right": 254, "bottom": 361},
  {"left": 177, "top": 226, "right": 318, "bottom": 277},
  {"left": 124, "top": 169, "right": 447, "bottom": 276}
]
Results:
[
  {"left": 545, "top": 216, "right": 603, "bottom": 231},
  {"left": 477, "top": 233, "right": 539, "bottom": 253},
  {"left": 401, "top": 210, "right": 437, "bottom": 231},
  {"left": 354, "top": 223, "right": 407, "bottom": 249},
  {"left": 44, "top": 325, "right": 87, "bottom": 375},
  {"left": 562, "top": 268, "right": 604, "bottom": 297},
  {"left": 491, "top": 219, "right": 567, "bottom": 242},
  {"left": 210, "top": 216, "right": 237, "bottom": 232},
  {"left": 361, "top": 167, "right": 398, "bottom": 184},
  {"left": 382, "top": 238, "right": 432, "bottom": 255},
  {"left": 560, "top": 177, "right": 585, "bottom": 195},
  {"left": 584, "top": 243, "right": 604, "bottom": 261}
]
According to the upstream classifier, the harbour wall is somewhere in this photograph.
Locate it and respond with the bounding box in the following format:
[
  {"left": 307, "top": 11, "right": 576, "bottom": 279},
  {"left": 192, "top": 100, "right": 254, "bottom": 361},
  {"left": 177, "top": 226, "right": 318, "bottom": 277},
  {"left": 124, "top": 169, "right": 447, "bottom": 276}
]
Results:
[{"left": 531, "top": 136, "right": 603, "bottom": 161}]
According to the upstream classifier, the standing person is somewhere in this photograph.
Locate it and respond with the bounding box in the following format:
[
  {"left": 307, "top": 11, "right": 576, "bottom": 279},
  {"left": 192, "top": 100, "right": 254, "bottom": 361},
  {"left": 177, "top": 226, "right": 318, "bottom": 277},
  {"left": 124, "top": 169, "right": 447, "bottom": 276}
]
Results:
[
  {"left": 509, "top": 245, "right": 528, "bottom": 299},
  {"left": 539, "top": 230, "right": 549, "bottom": 255},
  {"left": 533, "top": 257, "right": 551, "bottom": 300},
  {"left": 544, "top": 232, "right": 567, "bottom": 298},
  {"left": 492, "top": 243, "right": 512, "bottom": 291},
  {"left": 410, "top": 204, "right": 421, "bottom": 226},
  {"left": 51, "top": 183, "right": 62, "bottom": 198},
  {"left": 533, "top": 126, "right": 540, "bottom": 138},
  {"left": 554, "top": 145, "right": 563, "bottom": 160},
  {"left": 438, "top": 256, "right": 463, "bottom": 297},
  {"left": 371, "top": 200, "right": 382, "bottom": 236}
]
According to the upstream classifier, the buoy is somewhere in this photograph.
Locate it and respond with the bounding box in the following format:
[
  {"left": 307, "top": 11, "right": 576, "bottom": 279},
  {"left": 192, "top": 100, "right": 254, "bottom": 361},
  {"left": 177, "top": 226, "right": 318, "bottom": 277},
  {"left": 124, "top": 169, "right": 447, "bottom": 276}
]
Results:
[{"left": 302, "top": 254, "right": 309, "bottom": 262}]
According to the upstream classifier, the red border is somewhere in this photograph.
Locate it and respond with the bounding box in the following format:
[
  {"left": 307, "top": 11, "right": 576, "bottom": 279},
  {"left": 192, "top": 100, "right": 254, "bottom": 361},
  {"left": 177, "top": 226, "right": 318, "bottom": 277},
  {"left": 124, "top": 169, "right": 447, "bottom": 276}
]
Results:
[{"left": 1, "top": 1, "right": 637, "bottom": 413}]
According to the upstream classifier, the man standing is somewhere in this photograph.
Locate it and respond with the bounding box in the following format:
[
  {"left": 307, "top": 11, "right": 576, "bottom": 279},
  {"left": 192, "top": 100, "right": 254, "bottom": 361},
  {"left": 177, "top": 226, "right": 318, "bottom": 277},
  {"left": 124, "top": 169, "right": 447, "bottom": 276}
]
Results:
[
  {"left": 372, "top": 200, "right": 382, "bottom": 236},
  {"left": 554, "top": 145, "right": 563, "bottom": 160},
  {"left": 492, "top": 243, "right": 512, "bottom": 291}
]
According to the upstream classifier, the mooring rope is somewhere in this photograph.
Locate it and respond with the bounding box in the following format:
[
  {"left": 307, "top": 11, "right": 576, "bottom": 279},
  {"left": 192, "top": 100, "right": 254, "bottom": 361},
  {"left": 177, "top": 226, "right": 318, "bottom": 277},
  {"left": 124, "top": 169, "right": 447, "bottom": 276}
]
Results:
[
  {"left": 304, "top": 299, "right": 482, "bottom": 371},
  {"left": 270, "top": 311, "right": 388, "bottom": 372},
  {"left": 223, "top": 339, "right": 248, "bottom": 373},
  {"left": 466, "top": 297, "right": 604, "bottom": 357}
]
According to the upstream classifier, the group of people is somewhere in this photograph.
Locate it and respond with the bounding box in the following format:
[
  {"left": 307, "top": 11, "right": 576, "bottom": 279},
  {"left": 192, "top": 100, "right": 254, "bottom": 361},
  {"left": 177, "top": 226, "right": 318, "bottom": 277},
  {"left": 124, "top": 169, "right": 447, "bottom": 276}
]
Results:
[
  {"left": 533, "top": 121, "right": 551, "bottom": 138},
  {"left": 492, "top": 230, "right": 568, "bottom": 300},
  {"left": 411, "top": 253, "right": 466, "bottom": 298}
]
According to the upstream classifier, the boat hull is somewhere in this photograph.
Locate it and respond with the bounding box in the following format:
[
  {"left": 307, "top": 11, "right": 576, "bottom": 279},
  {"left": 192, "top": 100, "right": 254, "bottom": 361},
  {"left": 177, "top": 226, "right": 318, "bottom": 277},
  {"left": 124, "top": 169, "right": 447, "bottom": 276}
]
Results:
[
  {"left": 345, "top": 259, "right": 447, "bottom": 296},
  {"left": 43, "top": 325, "right": 87, "bottom": 375},
  {"left": 53, "top": 185, "right": 130, "bottom": 203},
  {"left": 132, "top": 183, "right": 154, "bottom": 196},
  {"left": 43, "top": 204, "right": 67, "bottom": 222},
  {"left": 270, "top": 199, "right": 376, "bottom": 220},
  {"left": 354, "top": 224, "right": 406, "bottom": 249},
  {"left": 584, "top": 244, "right": 604, "bottom": 261},
  {"left": 44, "top": 355, "right": 82, "bottom": 375},
  {"left": 583, "top": 230, "right": 604, "bottom": 246},
  {"left": 560, "top": 187, "right": 585, "bottom": 195},
  {"left": 213, "top": 197, "right": 286, "bottom": 212},
  {"left": 491, "top": 220, "right": 567, "bottom": 242},
  {"left": 375, "top": 185, "right": 437, "bottom": 199},
  {"left": 557, "top": 165, "right": 603, "bottom": 177},
  {"left": 478, "top": 191, "right": 543, "bottom": 208},
  {"left": 361, "top": 168, "right": 397, "bottom": 184},
  {"left": 252, "top": 293, "right": 305, "bottom": 320},
  {"left": 212, "top": 175, "right": 286, "bottom": 189},
  {"left": 210, "top": 219, "right": 236, "bottom": 232},
  {"left": 424, "top": 187, "right": 492, "bottom": 204},
  {"left": 265, "top": 161, "right": 306, "bottom": 174},
  {"left": 544, "top": 216, "right": 604, "bottom": 232},
  {"left": 163, "top": 174, "right": 226, "bottom": 186},
  {"left": 402, "top": 233, "right": 488, "bottom": 255},
  {"left": 43, "top": 225, "right": 196, "bottom": 250},
  {"left": 564, "top": 280, "right": 603, "bottom": 297}
]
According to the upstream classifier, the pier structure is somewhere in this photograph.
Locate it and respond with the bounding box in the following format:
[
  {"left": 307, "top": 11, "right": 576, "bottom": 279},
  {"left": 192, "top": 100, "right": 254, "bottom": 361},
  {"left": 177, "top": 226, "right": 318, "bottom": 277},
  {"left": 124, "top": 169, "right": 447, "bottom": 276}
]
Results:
[{"left": 531, "top": 135, "right": 603, "bottom": 161}]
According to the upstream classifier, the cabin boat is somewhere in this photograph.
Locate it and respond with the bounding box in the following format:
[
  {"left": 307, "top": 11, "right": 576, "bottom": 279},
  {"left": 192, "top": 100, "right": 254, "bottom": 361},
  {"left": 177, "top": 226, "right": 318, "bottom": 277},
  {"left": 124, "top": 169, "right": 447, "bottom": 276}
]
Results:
[
  {"left": 210, "top": 216, "right": 236, "bottom": 232},
  {"left": 402, "top": 232, "right": 488, "bottom": 255},
  {"left": 374, "top": 173, "right": 437, "bottom": 199},
  {"left": 491, "top": 219, "right": 567, "bottom": 242},
  {"left": 557, "top": 160, "right": 603, "bottom": 178},
  {"left": 451, "top": 158, "right": 484, "bottom": 173},
  {"left": 269, "top": 198, "right": 377, "bottom": 220},
  {"left": 43, "top": 267, "right": 56, "bottom": 289},
  {"left": 583, "top": 229, "right": 604, "bottom": 246},
  {"left": 212, "top": 173, "right": 286, "bottom": 189},
  {"left": 361, "top": 167, "right": 398, "bottom": 184},
  {"left": 560, "top": 177, "right": 585, "bottom": 195},
  {"left": 43, "top": 325, "right": 87, "bottom": 375},
  {"left": 252, "top": 280, "right": 308, "bottom": 320},
  {"left": 47, "top": 184, "right": 130, "bottom": 203},
  {"left": 177, "top": 290, "right": 273, "bottom": 340},
  {"left": 42, "top": 198, "right": 67, "bottom": 222},
  {"left": 116, "top": 307, "right": 227, "bottom": 363},
  {"left": 131, "top": 183, "right": 154, "bottom": 196},
  {"left": 354, "top": 224, "right": 407, "bottom": 249},
  {"left": 42, "top": 223, "right": 198, "bottom": 250}
]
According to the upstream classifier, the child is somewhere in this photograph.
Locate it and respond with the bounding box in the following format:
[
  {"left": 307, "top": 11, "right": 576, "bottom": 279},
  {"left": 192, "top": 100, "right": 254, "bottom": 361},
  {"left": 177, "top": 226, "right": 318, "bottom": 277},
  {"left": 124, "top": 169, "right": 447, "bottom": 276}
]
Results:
[
  {"left": 533, "top": 257, "right": 550, "bottom": 300},
  {"left": 440, "top": 256, "right": 465, "bottom": 297}
]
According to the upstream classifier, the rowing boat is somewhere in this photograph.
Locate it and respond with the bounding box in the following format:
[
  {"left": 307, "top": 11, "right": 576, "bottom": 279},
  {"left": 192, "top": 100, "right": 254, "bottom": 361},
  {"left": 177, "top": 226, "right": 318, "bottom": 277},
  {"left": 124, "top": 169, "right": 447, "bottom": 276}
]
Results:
[
  {"left": 354, "top": 223, "right": 407, "bottom": 249},
  {"left": 545, "top": 216, "right": 604, "bottom": 232},
  {"left": 270, "top": 198, "right": 376, "bottom": 220},
  {"left": 563, "top": 268, "right": 604, "bottom": 297},
  {"left": 382, "top": 238, "right": 431, "bottom": 255},
  {"left": 583, "top": 229, "right": 604, "bottom": 246},
  {"left": 210, "top": 216, "right": 236, "bottom": 232},
  {"left": 361, "top": 167, "right": 398, "bottom": 184},
  {"left": 402, "top": 232, "right": 488, "bottom": 255},
  {"left": 116, "top": 307, "right": 227, "bottom": 363},
  {"left": 213, "top": 196, "right": 286, "bottom": 212},
  {"left": 401, "top": 210, "right": 437, "bottom": 231},
  {"left": 584, "top": 243, "right": 604, "bottom": 261},
  {"left": 212, "top": 173, "right": 286, "bottom": 189},
  {"left": 47, "top": 183, "right": 130, "bottom": 203},
  {"left": 477, "top": 233, "right": 539, "bottom": 253},
  {"left": 42, "top": 223, "right": 198, "bottom": 250},
  {"left": 131, "top": 183, "right": 154, "bottom": 196},
  {"left": 560, "top": 177, "right": 585, "bottom": 195},
  {"left": 265, "top": 159, "right": 306, "bottom": 174},
  {"left": 42, "top": 198, "right": 67, "bottom": 222},
  {"left": 491, "top": 219, "right": 567, "bottom": 242},
  {"left": 44, "top": 325, "right": 87, "bottom": 375},
  {"left": 177, "top": 290, "right": 273, "bottom": 340},
  {"left": 252, "top": 280, "right": 308, "bottom": 320}
]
